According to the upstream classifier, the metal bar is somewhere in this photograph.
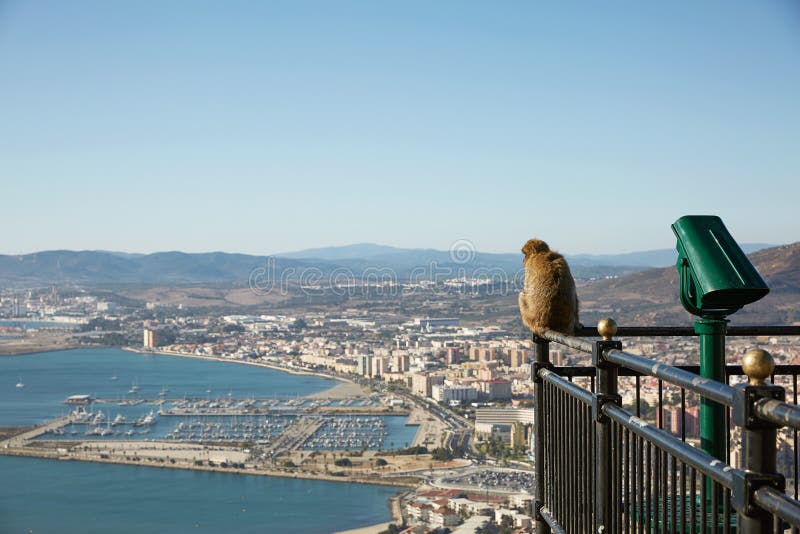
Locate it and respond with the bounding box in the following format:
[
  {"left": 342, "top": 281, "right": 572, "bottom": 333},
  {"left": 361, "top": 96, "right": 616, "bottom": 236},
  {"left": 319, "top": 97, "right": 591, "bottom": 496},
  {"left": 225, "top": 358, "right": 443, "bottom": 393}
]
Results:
[
  {"left": 547, "top": 382, "right": 553, "bottom": 512},
  {"left": 541, "top": 329, "right": 594, "bottom": 353},
  {"left": 595, "top": 340, "right": 618, "bottom": 534},
  {"left": 653, "top": 441, "right": 660, "bottom": 531},
  {"left": 615, "top": 421, "right": 623, "bottom": 534},
  {"left": 550, "top": 363, "right": 800, "bottom": 378},
  {"left": 670, "top": 455, "right": 677, "bottom": 534},
  {"left": 753, "top": 487, "right": 800, "bottom": 530},
  {"left": 557, "top": 383, "right": 563, "bottom": 524},
  {"left": 690, "top": 467, "right": 697, "bottom": 534},
  {"left": 539, "top": 507, "right": 568, "bottom": 534},
  {"left": 636, "top": 375, "right": 641, "bottom": 417},
  {"left": 606, "top": 348, "right": 735, "bottom": 406},
  {"left": 533, "top": 336, "right": 550, "bottom": 534},
  {"left": 711, "top": 479, "right": 719, "bottom": 534},
  {"left": 579, "top": 404, "right": 586, "bottom": 534},
  {"left": 681, "top": 388, "right": 687, "bottom": 442},
  {"left": 795, "top": 374, "right": 798, "bottom": 502},
  {"left": 604, "top": 404, "right": 738, "bottom": 487},
  {"left": 624, "top": 427, "right": 630, "bottom": 534},
  {"left": 723, "top": 487, "right": 731, "bottom": 534},
  {"left": 564, "top": 397, "right": 576, "bottom": 532},
  {"left": 587, "top": 403, "right": 594, "bottom": 532},
  {"left": 645, "top": 440, "right": 652, "bottom": 531},
  {"left": 539, "top": 369, "right": 593, "bottom": 405},
  {"left": 637, "top": 433, "right": 644, "bottom": 534},
  {"left": 574, "top": 325, "right": 800, "bottom": 337},
  {"left": 680, "top": 461, "right": 687, "bottom": 533},
  {"left": 755, "top": 398, "right": 800, "bottom": 430},
  {"left": 701, "top": 473, "right": 707, "bottom": 534},
  {"left": 739, "top": 391, "right": 779, "bottom": 534}
]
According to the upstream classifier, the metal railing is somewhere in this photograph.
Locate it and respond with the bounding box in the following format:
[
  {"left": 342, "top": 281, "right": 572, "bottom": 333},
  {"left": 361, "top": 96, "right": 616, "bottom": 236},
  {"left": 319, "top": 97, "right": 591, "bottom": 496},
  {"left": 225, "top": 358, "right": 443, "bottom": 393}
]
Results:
[{"left": 532, "top": 322, "right": 800, "bottom": 534}]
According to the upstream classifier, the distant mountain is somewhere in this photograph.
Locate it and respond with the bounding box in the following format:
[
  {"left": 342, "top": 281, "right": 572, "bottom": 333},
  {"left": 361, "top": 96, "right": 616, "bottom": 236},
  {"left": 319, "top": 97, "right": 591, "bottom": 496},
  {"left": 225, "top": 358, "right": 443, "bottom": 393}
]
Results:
[
  {"left": 0, "top": 242, "right": 781, "bottom": 288},
  {"left": 278, "top": 243, "right": 406, "bottom": 260},
  {"left": 280, "top": 242, "right": 774, "bottom": 269},
  {"left": 578, "top": 242, "right": 800, "bottom": 326},
  {"left": 0, "top": 250, "right": 317, "bottom": 287}
]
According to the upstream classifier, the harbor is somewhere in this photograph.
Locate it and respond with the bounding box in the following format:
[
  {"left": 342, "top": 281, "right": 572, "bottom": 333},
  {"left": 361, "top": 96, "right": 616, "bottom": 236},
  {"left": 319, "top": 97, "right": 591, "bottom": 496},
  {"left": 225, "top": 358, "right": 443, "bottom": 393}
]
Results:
[{"left": 26, "top": 393, "right": 414, "bottom": 451}]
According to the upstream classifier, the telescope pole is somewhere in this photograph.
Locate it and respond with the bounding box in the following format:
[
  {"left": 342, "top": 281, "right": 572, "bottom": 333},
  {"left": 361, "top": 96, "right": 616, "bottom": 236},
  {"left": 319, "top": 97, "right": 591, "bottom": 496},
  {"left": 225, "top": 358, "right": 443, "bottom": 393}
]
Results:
[{"left": 696, "top": 317, "right": 728, "bottom": 501}]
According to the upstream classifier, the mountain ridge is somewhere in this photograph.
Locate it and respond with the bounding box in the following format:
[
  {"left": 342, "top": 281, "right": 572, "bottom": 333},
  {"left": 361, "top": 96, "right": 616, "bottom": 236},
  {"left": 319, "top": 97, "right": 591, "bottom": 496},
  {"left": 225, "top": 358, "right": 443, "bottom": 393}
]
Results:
[{"left": 0, "top": 242, "right": 782, "bottom": 288}]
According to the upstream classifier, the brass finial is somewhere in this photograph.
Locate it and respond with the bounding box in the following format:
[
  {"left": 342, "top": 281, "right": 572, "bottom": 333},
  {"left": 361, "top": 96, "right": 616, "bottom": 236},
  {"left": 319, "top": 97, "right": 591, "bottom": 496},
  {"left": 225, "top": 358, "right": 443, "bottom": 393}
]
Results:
[
  {"left": 597, "top": 317, "right": 618, "bottom": 341},
  {"left": 742, "top": 348, "right": 775, "bottom": 386}
]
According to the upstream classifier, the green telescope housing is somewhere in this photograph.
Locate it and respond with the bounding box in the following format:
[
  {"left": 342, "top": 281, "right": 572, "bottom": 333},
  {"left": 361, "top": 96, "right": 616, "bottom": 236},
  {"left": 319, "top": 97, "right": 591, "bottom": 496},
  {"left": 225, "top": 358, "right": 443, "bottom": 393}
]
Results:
[{"left": 671, "top": 215, "right": 769, "bottom": 317}]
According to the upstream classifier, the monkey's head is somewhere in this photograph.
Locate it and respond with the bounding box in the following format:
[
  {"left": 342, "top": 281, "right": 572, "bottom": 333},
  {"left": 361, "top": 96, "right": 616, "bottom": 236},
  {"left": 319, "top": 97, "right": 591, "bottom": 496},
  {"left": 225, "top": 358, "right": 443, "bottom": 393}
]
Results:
[{"left": 521, "top": 239, "right": 550, "bottom": 257}]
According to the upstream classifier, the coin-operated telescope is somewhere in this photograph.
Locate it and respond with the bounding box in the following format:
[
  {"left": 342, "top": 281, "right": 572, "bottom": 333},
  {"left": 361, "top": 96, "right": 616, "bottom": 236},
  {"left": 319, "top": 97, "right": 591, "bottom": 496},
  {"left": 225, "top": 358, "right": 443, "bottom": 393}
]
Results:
[
  {"left": 672, "top": 215, "right": 769, "bottom": 318},
  {"left": 671, "top": 215, "right": 770, "bottom": 464}
]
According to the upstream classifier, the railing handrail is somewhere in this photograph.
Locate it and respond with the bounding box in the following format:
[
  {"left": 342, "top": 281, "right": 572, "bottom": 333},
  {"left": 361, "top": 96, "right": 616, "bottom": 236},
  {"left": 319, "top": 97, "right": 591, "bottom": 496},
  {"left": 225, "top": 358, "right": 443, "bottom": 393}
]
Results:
[
  {"left": 604, "top": 348, "right": 735, "bottom": 406},
  {"left": 755, "top": 397, "right": 800, "bottom": 430},
  {"left": 574, "top": 325, "right": 800, "bottom": 337},
  {"left": 603, "top": 403, "right": 739, "bottom": 487},
  {"left": 539, "top": 368, "right": 593, "bottom": 405},
  {"left": 533, "top": 321, "right": 800, "bottom": 534},
  {"left": 552, "top": 363, "right": 800, "bottom": 378}
]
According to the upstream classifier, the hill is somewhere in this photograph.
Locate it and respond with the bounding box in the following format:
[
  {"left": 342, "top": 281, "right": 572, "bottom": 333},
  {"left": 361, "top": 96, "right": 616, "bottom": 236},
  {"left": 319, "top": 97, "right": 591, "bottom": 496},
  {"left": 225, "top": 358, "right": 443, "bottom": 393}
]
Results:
[
  {"left": 578, "top": 242, "right": 800, "bottom": 326},
  {"left": 0, "top": 242, "right": 782, "bottom": 289}
]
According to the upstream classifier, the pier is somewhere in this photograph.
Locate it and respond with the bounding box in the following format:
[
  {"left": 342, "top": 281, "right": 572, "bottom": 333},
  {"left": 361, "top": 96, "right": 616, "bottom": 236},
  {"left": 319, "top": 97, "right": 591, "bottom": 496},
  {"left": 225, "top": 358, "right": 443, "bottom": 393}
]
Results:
[
  {"left": 0, "top": 416, "right": 72, "bottom": 448},
  {"left": 89, "top": 397, "right": 409, "bottom": 417}
]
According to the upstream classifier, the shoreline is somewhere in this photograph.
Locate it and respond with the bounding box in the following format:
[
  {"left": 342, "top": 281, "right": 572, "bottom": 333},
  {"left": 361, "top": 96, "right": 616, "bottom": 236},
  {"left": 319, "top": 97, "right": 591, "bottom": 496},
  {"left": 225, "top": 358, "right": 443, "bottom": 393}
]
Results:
[
  {"left": 0, "top": 447, "right": 419, "bottom": 489},
  {"left": 121, "top": 346, "right": 362, "bottom": 396},
  {"left": 2, "top": 345, "right": 420, "bottom": 531}
]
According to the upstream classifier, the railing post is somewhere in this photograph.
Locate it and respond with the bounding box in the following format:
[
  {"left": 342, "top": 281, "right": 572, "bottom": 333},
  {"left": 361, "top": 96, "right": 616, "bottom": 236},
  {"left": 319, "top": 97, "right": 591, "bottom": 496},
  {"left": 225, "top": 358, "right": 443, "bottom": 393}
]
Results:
[
  {"left": 532, "top": 333, "right": 551, "bottom": 534},
  {"left": 593, "top": 318, "right": 622, "bottom": 533},
  {"left": 733, "top": 349, "right": 786, "bottom": 534}
]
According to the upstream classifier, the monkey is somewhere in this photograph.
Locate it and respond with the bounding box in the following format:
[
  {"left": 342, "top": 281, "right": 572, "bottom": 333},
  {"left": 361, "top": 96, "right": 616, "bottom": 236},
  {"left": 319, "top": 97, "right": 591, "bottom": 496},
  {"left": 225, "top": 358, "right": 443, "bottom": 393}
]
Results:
[{"left": 518, "top": 239, "right": 581, "bottom": 335}]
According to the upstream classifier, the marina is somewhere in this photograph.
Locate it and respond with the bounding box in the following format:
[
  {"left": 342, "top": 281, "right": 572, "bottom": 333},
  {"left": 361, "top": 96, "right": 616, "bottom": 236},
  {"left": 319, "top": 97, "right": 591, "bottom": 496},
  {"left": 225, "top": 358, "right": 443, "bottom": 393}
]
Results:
[
  {"left": 36, "top": 402, "right": 415, "bottom": 450},
  {"left": 0, "top": 348, "right": 425, "bottom": 534}
]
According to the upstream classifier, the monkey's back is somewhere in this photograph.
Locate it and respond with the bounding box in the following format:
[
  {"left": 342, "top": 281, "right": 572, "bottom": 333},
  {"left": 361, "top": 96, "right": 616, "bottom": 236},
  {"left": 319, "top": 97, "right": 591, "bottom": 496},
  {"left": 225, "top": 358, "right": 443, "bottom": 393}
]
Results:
[{"left": 519, "top": 251, "right": 579, "bottom": 334}]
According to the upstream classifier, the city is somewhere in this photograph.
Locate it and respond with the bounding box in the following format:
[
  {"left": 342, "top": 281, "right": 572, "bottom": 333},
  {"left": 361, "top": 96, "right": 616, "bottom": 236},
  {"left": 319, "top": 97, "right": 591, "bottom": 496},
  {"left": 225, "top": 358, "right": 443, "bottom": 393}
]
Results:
[{"left": 3, "top": 276, "right": 800, "bottom": 532}]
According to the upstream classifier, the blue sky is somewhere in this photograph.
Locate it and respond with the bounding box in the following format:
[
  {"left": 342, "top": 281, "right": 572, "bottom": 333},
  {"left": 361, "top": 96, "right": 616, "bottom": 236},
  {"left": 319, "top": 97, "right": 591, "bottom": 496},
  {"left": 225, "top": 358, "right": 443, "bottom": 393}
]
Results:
[{"left": 1, "top": 1, "right": 798, "bottom": 255}]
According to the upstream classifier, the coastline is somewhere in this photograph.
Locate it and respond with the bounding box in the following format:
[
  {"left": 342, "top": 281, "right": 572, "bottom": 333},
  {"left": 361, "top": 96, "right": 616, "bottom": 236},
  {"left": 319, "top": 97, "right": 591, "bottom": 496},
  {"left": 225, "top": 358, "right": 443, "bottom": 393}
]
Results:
[
  {"left": 0, "top": 446, "right": 418, "bottom": 489},
  {"left": 2, "top": 344, "right": 421, "bottom": 531},
  {"left": 121, "top": 346, "right": 361, "bottom": 395}
]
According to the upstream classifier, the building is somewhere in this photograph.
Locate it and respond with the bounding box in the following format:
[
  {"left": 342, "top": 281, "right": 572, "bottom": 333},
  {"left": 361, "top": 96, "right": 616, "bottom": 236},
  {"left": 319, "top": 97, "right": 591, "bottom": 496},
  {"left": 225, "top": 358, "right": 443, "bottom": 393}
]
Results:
[
  {"left": 432, "top": 384, "right": 478, "bottom": 404},
  {"left": 357, "top": 354, "right": 372, "bottom": 377},
  {"left": 143, "top": 327, "right": 159, "bottom": 349},
  {"left": 429, "top": 507, "right": 460, "bottom": 528},
  {"left": 96, "top": 301, "right": 118, "bottom": 312},
  {"left": 475, "top": 422, "right": 512, "bottom": 443},
  {"left": 371, "top": 356, "right": 388, "bottom": 377},
  {"left": 445, "top": 347, "right": 462, "bottom": 365},
  {"left": 392, "top": 353, "right": 410, "bottom": 373},
  {"left": 469, "top": 347, "right": 495, "bottom": 362},
  {"left": 414, "top": 317, "right": 460, "bottom": 328},
  {"left": 509, "top": 349, "right": 532, "bottom": 368},
  {"left": 480, "top": 379, "right": 512, "bottom": 401},
  {"left": 474, "top": 407, "right": 535, "bottom": 425},
  {"left": 411, "top": 373, "right": 444, "bottom": 398}
]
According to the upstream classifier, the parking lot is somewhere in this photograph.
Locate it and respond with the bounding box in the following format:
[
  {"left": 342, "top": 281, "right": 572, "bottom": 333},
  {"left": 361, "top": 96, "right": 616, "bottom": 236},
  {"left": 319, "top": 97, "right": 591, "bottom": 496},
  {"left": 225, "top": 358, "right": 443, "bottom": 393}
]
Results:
[{"left": 443, "top": 468, "right": 534, "bottom": 492}]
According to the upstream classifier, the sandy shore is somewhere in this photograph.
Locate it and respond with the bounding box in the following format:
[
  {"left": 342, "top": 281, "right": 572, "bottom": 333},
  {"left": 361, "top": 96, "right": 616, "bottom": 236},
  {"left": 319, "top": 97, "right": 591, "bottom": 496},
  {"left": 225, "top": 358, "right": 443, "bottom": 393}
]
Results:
[
  {"left": 122, "top": 347, "right": 369, "bottom": 399},
  {"left": 334, "top": 522, "right": 393, "bottom": 534}
]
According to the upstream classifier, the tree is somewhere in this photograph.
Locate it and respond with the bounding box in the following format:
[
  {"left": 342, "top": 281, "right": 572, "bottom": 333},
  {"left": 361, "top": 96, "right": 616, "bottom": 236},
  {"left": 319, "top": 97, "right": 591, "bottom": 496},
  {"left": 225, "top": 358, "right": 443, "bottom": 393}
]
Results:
[{"left": 431, "top": 448, "right": 453, "bottom": 462}]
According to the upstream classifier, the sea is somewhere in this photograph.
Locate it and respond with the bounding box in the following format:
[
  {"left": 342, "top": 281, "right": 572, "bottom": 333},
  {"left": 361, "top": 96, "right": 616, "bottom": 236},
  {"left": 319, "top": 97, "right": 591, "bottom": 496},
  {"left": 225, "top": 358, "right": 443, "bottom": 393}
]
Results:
[{"left": 0, "top": 348, "right": 414, "bottom": 533}]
